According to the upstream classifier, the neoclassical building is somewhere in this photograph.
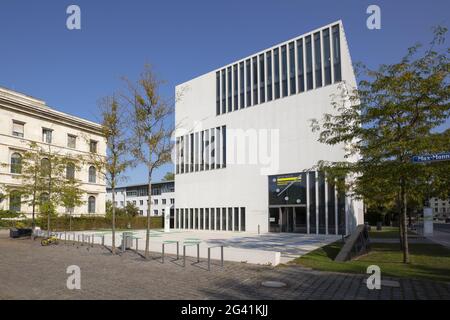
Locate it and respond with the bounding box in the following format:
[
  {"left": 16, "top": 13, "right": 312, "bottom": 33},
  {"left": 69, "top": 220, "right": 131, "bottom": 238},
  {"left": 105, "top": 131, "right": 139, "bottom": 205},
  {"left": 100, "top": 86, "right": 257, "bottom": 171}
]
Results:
[{"left": 0, "top": 87, "right": 107, "bottom": 216}]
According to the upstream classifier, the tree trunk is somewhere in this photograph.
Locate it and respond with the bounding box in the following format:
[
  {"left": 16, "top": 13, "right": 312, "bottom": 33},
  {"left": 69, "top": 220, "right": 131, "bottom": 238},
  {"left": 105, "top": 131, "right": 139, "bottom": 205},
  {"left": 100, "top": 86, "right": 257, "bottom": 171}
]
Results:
[
  {"left": 112, "top": 187, "right": 116, "bottom": 255},
  {"left": 401, "top": 183, "right": 410, "bottom": 263},
  {"left": 144, "top": 173, "right": 152, "bottom": 259}
]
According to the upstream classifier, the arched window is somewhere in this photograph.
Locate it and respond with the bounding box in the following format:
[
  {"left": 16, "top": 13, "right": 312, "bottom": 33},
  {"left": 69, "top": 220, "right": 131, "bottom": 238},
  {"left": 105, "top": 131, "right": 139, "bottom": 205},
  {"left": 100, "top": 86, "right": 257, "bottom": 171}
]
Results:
[
  {"left": 88, "top": 196, "right": 96, "bottom": 214},
  {"left": 9, "top": 191, "right": 21, "bottom": 212},
  {"left": 41, "top": 158, "right": 50, "bottom": 176},
  {"left": 88, "top": 166, "right": 96, "bottom": 183},
  {"left": 10, "top": 153, "right": 22, "bottom": 174},
  {"left": 66, "top": 162, "right": 75, "bottom": 180}
]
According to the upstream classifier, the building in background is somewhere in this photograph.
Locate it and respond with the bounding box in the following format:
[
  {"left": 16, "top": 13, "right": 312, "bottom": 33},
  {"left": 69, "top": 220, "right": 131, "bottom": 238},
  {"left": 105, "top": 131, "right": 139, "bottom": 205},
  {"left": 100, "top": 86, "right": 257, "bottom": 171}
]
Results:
[
  {"left": 0, "top": 87, "right": 107, "bottom": 216},
  {"left": 174, "top": 20, "right": 363, "bottom": 234},
  {"left": 430, "top": 197, "right": 450, "bottom": 220},
  {"left": 106, "top": 181, "right": 175, "bottom": 218}
]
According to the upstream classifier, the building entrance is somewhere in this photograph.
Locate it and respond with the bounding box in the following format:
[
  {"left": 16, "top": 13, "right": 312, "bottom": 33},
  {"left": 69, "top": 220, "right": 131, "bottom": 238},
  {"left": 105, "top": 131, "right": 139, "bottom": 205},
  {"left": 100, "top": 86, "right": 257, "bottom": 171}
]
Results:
[{"left": 269, "top": 206, "right": 307, "bottom": 233}]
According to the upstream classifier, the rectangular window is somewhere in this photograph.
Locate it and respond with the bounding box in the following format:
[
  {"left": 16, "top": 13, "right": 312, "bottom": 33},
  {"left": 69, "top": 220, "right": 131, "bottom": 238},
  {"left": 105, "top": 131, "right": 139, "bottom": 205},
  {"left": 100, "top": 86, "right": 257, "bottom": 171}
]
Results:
[
  {"left": 274, "top": 48, "right": 280, "bottom": 99},
  {"left": 289, "top": 42, "right": 296, "bottom": 95},
  {"left": 89, "top": 140, "right": 98, "bottom": 153},
  {"left": 323, "top": 28, "right": 332, "bottom": 85},
  {"left": 210, "top": 129, "right": 215, "bottom": 169},
  {"left": 240, "top": 207, "right": 246, "bottom": 231},
  {"left": 195, "top": 208, "right": 199, "bottom": 230},
  {"left": 252, "top": 56, "right": 258, "bottom": 105},
  {"left": 200, "top": 208, "right": 204, "bottom": 230},
  {"left": 327, "top": 182, "right": 336, "bottom": 234},
  {"left": 228, "top": 208, "right": 233, "bottom": 231},
  {"left": 233, "top": 64, "right": 238, "bottom": 110},
  {"left": 216, "top": 208, "right": 221, "bottom": 230},
  {"left": 12, "top": 121, "right": 24, "bottom": 137},
  {"left": 309, "top": 172, "right": 316, "bottom": 233},
  {"left": 67, "top": 134, "right": 77, "bottom": 148},
  {"left": 221, "top": 208, "right": 227, "bottom": 231},
  {"left": 42, "top": 128, "right": 52, "bottom": 144},
  {"left": 205, "top": 208, "right": 209, "bottom": 230},
  {"left": 194, "top": 132, "right": 199, "bottom": 171},
  {"left": 234, "top": 207, "right": 239, "bottom": 231},
  {"left": 246, "top": 59, "right": 251, "bottom": 107},
  {"left": 318, "top": 172, "right": 326, "bottom": 234},
  {"left": 281, "top": 45, "right": 288, "bottom": 97},
  {"left": 176, "top": 209, "right": 179, "bottom": 228},
  {"left": 227, "top": 67, "right": 232, "bottom": 112},
  {"left": 222, "top": 126, "right": 226, "bottom": 168},
  {"left": 216, "top": 127, "right": 221, "bottom": 168},
  {"left": 332, "top": 25, "right": 341, "bottom": 82},
  {"left": 266, "top": 51, "right": 272, "bottom": 101},
  {"left": 179, "top": 136, "right": 184, "bottom": 174},
  {"left": 162, "top": 199, "right": 166, "bottom": 205},
  {"left": 176, "top": 137, "right": 180, "bottom": 174},
  {"left": 305, "top": 36, "right": 313, "bottom": 90},
  {"left": 140, "top": 200, "right": 143, "bottom": 205},
  {"left": 190, "top": 208, "right": 194, "bottom": 229},
  {"left": 190, "top": 133, "right": 194, "bottom": 172},
  {"left": 216, "top": 71, "right": 220, "bottom": 115},
  {"left": 314, "top": 32, "right": 322, "bottom": 88},
  {"left": 297, "top": 39, "right": 305, "bottom": 92},
  {"left": 204, "top": 130, "right": 209, "bottom": 170},
  {"left": 210, "top": 208, "right": 215, "bottom": 231},
  {"left": 259, "top": 54, "right": 265, "bottom": 103},
  {"left": 200, "top": 131, "right": 204, "bottom": 171},
  {"left": 221, "top": 69, "right": 226, "bottom": 113},
  {"left": 239, "top": 62, "right": 245, "bottom": 108}
]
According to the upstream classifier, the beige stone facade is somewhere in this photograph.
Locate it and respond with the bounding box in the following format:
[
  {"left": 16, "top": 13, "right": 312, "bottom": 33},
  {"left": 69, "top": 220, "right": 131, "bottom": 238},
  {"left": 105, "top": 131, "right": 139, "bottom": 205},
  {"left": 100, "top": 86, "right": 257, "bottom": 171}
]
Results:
[{"left": 0, "top": 87, "right": 106, "bottom": 216}]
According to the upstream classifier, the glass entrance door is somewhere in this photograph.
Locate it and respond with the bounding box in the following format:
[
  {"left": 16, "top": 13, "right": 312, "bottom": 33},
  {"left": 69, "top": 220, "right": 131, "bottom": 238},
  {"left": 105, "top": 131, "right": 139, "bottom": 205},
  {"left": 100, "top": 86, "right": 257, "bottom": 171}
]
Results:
[{"left": 269, "top": 206, "right": 308, "bottom": 233}]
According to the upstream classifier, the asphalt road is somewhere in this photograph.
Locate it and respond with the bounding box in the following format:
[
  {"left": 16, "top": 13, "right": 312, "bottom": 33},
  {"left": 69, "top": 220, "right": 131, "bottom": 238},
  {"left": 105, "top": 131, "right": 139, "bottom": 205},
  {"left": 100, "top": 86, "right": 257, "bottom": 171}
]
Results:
[{"left": 434, "top": 223, "right": 450, "bottom": 233}]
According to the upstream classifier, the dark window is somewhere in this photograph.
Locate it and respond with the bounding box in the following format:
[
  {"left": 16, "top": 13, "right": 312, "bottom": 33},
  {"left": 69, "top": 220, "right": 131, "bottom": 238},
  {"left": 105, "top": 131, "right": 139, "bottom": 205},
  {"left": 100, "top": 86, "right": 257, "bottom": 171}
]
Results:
[
  {"left": 67, "top": 134, "right": 77, "bottom": 148},
  {"left": 234, "top": 207, "right": 239, "bottom": 231},
  {"left": 246, "top": 59, "right": 251, "bottom": 106},
  {"left": 259, "top": 54, "right": 265, "bottom": 103},
  {"left": 266, "top": 51, "right": 272, "bottom": 101},
  {"left": 305, "top": 36, "right": 313, "bottom": 90},
  {"left": 227, "top": 67, "right": 232, "bottom": 112},
  {"left": 176, "top": 209, "right": 179, "bottom": 228},
  {"left": 221, "top": 69, "right": 226, "bottom": 113},
  {"left": 190, "top": 133, "right": 194, "bottom": 172},
  {"left": 239, "top": 62, "right": 245, "bottom": 108},
  {"left": 252, "top": 56, "right": 258, "bottom": 105},
  {"left": 204, "top": 130, "right": 209, "bottom": 170},
  {"left": 200, "top": 131, "right": 204, "bottom": 171},
  {"left": 332, "top": 25, "right": 341, "bottom": 82},
  {"left": 195, "top": 132, "right": 199, "bottom": 171},
  {"left": 297, "top": 39, "right": 305, "bottom": 92},
  {"left": 10, "top": 153, "right": 22, "bottom": 174},
  {"left": 240, "top": 207, "right": 246, "bottom": 231},
  {"left": 289, "top": 42, "right": 296, "bottom": 95},
  {"left": 318, "top": 172, "right": 326, "bottom": 234},
  {"left": 195, "top": 208, "right": 199, "bottom": 229},
  {"left": 216, "top": 71, "right": 220, "bottom": 115},
  {"left": 314, "top": 32, "right": 322, "bottom": 88},
  {"left": 323, "top": 28, "right": 332, "bottom": 85},
  {"left": 12, "top": 121, "right": 24, "bottom": 137},
  {"left": 210, "top": 208, "right": 215, "bottom": 231},
  {"left": 190, "top": 209, "right": 194, "bottom": 229},
  {"left": 176, "top": 137, "right": 180, "bottom": 174},
  {"left": 205, "top": 208, "right": 209, "bottom": 230},
  {"left": 88, "top": 166, "right": 96, "bottom": 183},
  {"left": 233, "top": 64, "right": 238, "bottom": 110},
  {"left": 9, "top": 191, "right": 21, "bottom": 212},
  {"left": 66, "top": 162, "right": 75, "bottom": 180},
  {"left": 281, "top": 45, "right": 287, "bottom": 97},
  {"left": 309, "top": 172, "right": 316, "bottom": 233},
  {"left": 88, "top": 196, "right": 96, "bottom": 214},
  {"left": 221, "top": 208, "right": 226, "bottom": 231},
  {"left": 42, "top": 128, "right": 52, "bottom": 144},
  {"left": 216, "top": 208, "right": 221, "bottom": 230},
  {"left": 210, "top": 129, "right": 215, "bottom": 169},
  {"left": 200, "top": 208, "right": 204, "bottom": 230},
  {"left": 274, "top": 48, "right": 280, "bottom": 99},
  {"left": 89, "top": 140, "right": 97, "bottom": 153},
  {"left": 338, "top": 178, "right": 346, "bottom": 235},
  {"left": 222, "top": 126, "right": 226, "bottom": 168},
  {"left": 228, "top": 208, "right": 233, "bottom": 231},
  {"left": 328, "top": 181, "right": 336, "bottom": 234}
]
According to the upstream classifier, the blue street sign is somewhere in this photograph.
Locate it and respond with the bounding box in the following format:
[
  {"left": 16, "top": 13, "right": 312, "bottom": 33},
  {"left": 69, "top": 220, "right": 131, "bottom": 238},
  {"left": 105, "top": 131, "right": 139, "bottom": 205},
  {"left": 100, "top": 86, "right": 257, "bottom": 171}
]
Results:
[{"left": 412, "top": 152, "right": 450, "bottom": 163}]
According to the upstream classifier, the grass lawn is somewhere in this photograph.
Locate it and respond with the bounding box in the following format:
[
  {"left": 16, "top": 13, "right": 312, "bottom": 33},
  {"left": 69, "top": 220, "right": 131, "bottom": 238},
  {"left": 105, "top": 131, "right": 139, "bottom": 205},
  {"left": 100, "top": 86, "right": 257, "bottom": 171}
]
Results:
[
  {"left": 368, "top": 226, "right": 415, "bottom": 239},
  {"left": 293, "top": 241, "right": 450, "bottom": 283}
]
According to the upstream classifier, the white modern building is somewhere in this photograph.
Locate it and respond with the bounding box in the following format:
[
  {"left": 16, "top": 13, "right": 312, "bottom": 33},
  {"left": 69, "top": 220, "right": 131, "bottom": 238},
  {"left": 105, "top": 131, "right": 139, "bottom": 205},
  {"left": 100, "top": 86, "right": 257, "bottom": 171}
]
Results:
[
  {"left": 174, "top": 21, "right": 363, "bottom": 234},
  {"left": 0, "top": 87, "right": 107, "bottom": 216},
  {"left": 106, "top": 181, "right": 175, "bottom": 218},
  {"left": 430, "top": 197, "right": 450, "bottom": 220}
]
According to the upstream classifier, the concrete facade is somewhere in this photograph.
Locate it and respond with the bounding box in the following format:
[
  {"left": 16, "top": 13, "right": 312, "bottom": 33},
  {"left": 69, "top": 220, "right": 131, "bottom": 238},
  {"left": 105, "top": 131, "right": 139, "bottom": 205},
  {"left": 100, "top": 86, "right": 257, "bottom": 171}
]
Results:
[
  {"left": 0, "top": 87, "right": 106, "bottom": 216},
  {"left": 174, "top": 21, "right": 363, "bottom": 234},
  {"left": 106, "top": 181, "right": 175, "bottom": 217}
]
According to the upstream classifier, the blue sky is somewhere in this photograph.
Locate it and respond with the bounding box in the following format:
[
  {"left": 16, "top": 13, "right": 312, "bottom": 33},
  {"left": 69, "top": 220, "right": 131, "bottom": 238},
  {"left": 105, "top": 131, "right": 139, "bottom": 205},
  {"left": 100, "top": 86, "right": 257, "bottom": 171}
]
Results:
[{"left": 1, "top": 0, "right": 448, "bottom": 185}]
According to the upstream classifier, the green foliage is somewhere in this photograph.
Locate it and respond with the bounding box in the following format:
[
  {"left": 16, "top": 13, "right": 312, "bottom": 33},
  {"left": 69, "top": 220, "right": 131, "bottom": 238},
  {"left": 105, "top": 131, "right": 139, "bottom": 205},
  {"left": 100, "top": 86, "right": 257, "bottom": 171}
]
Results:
[{"left": 162, "top": 171, "right": 174, "bottom": 181}]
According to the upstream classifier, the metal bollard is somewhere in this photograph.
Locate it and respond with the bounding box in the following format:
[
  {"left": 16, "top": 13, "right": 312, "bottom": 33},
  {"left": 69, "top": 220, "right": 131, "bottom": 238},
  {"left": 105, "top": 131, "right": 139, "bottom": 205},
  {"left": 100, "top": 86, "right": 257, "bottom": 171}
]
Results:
[
  {"left": 183, "top": 245, "right": 186, "bottom": 267},
  {"left": 102, "top": 235, "right": 105, "bottom": 246},
  {"left": 197, "top": 243, "right": 200, "bottom": 263},
  {"left": 91, "top": 235, "right": 94, "bottom": 248},
  {"left": 221, "top": 246, "right": 224, "bottom": 267},
  {"left": 176, "top": 241, "right": 179, "bottom": 260},
  {"left": 135, "top": 238, "right": 138, "bottom": 252},
  {"left": 208, "top": 247, "right": 211, "bottom": 271}
]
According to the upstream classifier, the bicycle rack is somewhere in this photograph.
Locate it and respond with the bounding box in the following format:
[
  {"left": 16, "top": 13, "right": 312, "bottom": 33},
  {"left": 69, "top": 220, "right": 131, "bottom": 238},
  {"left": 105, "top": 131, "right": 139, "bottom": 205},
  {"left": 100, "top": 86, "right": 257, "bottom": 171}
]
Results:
[
  {"left": 207, "top": 245, "right": 225, "bottom": 271},
  {"left": 182, "top": 242, "right": 201, "bottom": 267},
  {"left": 161, "top": 241, "right": 179, "bottom": 263}
]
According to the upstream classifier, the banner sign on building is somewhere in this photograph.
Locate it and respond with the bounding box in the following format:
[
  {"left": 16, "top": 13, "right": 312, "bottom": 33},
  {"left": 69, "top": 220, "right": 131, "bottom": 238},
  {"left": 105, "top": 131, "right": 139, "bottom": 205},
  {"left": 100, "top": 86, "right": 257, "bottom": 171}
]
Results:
[{"left": 268, "top": 172, "right": 307, "bottom": 205}]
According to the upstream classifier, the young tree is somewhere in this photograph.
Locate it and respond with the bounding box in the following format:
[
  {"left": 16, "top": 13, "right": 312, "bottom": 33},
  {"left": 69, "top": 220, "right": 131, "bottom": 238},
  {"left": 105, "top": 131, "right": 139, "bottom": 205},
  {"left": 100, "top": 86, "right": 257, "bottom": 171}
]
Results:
[
  {"left": 94, "top": 95, "right": 131, "bottom": 254},
  {"left": 311, "top": 27, "right": 450, "bottom": 263},
  {"left": 124, "top": 65, "right": 174, "bottom": 259}
]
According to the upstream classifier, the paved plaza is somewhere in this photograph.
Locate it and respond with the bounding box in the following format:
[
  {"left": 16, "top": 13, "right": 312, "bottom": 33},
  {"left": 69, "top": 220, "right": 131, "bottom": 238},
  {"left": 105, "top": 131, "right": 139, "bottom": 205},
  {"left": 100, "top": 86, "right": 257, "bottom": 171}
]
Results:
[{"left": 0, "top": 231, "right": 449, "bottom": 300}]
